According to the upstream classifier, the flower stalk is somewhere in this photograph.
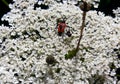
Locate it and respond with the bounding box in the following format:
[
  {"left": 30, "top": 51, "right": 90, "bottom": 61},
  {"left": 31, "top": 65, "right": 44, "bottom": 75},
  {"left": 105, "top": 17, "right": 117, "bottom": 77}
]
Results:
[
  {"left": 65, "top": 1, "right": 92, "bottom": 59},
  {"left": 76, "top": 11, "right": 86, "bottom": 51},
  {"left": 76, "top": 1, "right": 92, "bottom": 51}
]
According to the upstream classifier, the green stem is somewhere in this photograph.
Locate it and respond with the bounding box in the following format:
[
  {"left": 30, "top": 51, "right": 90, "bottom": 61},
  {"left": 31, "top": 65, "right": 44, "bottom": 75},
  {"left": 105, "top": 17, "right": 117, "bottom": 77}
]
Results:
[
  {"left": 76, "top": 11, "right": 86, "bottom": 51},
  {"left": 1, "top": 0, "right": 9, "bottom": 7}
]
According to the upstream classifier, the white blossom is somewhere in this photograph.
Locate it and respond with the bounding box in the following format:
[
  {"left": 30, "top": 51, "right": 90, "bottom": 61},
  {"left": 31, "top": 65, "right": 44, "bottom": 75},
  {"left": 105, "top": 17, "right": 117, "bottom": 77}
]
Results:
[{"left": 0, "top": 0, "right": 120, "bottom": 84}]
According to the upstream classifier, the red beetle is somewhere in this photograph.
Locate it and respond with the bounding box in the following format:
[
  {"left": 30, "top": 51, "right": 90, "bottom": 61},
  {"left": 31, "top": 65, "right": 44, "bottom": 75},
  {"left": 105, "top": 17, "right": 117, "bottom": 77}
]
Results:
[
  {"left": 57, "top": 20, "right": 66, "bottom": 36},
  {"left": 56, "top": 18, "right": 72, "bottom": 37}
]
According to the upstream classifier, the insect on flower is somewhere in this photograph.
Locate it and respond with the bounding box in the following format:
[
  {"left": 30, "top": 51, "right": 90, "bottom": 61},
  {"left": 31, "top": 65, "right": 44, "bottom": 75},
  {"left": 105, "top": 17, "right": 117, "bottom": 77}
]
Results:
[
  {"left": 56, "top": 18, "right": 72, "bottom": 37},
  {"left": 57, "top": 19, "right": 67, "bottom": 36}
]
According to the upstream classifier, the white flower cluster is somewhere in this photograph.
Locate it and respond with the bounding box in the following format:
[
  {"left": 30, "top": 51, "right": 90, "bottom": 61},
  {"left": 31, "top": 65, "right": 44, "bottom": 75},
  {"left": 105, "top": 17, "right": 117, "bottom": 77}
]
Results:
[
  {"left": 0, "top": 0, "right": 120, "bottom": 84},
  {"left": 113, "top": 7, "right": 120, "bottom": 17}
]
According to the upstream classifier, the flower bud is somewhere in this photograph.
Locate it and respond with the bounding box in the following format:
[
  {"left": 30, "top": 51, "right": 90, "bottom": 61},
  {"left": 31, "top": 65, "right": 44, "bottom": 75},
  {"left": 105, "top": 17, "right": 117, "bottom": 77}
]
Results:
[{"left": 80, "top": 1, "right": 92, "bottom": 12}]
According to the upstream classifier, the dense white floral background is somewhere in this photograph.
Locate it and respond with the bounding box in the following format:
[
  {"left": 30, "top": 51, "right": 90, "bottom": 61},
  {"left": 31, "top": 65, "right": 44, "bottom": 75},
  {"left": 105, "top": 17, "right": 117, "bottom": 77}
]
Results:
[{"left": 0, "top": 0, "right": 120, "bottom": 84}]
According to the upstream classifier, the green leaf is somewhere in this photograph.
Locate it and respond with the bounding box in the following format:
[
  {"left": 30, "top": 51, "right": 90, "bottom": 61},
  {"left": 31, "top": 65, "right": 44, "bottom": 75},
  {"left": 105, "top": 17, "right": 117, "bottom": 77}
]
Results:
[
  {"left": 1, "top": 0, "right": 9, "bottom": 7},
  {"left": 55, "top": 68, "right": 61, "bottom": 73},
  {"left": 65, "top": 49, "right": 78, "bottom": 59}
]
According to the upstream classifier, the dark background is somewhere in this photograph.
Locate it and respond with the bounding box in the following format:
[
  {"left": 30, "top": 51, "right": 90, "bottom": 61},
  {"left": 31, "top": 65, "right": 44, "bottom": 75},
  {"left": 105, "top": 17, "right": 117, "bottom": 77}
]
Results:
[
  {"left": 0, "top": 0, "right": 13, "bottom": 26},
  {"left": 97, "top": 0, "right": 120, "bottom": 17}
]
